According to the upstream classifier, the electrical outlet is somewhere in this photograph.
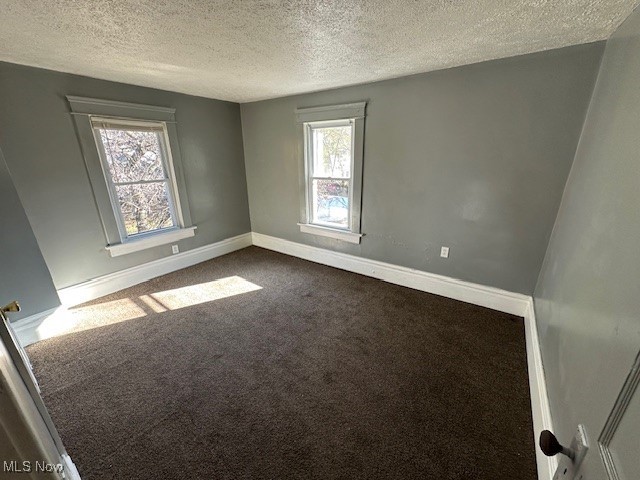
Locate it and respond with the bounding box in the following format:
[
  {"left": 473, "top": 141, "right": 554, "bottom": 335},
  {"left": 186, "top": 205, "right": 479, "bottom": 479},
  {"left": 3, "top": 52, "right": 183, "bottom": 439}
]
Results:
[
  {"left": 171, "top": 245, "right": 179, "bottom": 254},
  {"left": 440, "top": 246, "right": 449, "bottom": 258},
  {"left": 553, "top": 425, "right": 589, "bottom": 480}
]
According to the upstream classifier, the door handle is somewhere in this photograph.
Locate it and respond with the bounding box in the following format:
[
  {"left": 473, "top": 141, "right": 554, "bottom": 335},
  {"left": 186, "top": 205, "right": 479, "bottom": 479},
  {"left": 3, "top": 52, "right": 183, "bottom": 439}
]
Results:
[
  {"left": 539, "top": 430, "right": 575, "bottom": 459},
  {"left": 1, "top": 301, "right": 20, "bottom": 314}
]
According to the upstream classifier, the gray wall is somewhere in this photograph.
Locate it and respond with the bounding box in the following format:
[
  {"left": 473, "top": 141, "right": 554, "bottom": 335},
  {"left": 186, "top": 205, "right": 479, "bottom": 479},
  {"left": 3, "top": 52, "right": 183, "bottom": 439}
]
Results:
[
  {"left": 0, "top": 147, "right": 60, "bottom": 320},
  {"left": 0, "top": 62, "right": 251, "bottom": 289},
  {"left": 241, "top": 43, "right": 604, "bottom": 294},
  {"left": 534, "top": 8, "right": 640, "bottom": 478}
]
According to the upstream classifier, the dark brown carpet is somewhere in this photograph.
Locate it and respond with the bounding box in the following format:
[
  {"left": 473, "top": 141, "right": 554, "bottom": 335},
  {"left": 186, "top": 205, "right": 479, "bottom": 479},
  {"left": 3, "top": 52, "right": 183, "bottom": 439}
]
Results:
[{"left": 26, "top": 246, "right": 536, "bottom": 479}]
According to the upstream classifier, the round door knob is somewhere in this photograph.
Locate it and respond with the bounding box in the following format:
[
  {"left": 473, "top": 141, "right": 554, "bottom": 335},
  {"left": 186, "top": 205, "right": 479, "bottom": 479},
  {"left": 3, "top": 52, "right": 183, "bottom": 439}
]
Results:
[{"left": 539, "top": 430, "right": 574, "bottom": 459}]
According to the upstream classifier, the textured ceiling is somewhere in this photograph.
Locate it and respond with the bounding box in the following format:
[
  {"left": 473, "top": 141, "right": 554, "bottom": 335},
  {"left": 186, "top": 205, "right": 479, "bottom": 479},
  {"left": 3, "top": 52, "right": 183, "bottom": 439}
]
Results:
[{"left": 1, "top": 1, "right": 638, "bottom": 103}]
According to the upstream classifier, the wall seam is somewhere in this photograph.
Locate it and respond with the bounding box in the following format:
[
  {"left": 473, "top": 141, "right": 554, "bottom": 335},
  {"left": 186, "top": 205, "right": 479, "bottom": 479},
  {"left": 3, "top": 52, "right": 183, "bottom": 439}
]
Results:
[{"left": 532, "top": 42, "right": 608, "bottom": 297}]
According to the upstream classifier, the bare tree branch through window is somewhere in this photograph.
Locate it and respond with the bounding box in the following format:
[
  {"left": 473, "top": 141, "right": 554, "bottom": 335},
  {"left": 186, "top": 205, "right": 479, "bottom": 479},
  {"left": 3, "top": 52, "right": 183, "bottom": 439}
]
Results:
[{"left": 98, "top": 128, "right": 176, "bottom": 236}]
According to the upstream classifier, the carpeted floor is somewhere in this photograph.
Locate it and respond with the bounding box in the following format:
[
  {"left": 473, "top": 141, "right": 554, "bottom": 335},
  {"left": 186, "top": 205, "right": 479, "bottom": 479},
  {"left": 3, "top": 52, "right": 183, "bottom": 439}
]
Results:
[{"left": 26, "top": 246, "right": 536, "bottom": 479}]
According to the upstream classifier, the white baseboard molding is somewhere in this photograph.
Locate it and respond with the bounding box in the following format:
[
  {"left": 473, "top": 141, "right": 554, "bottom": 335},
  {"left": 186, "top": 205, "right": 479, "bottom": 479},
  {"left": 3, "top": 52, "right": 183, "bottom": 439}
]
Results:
[
  {"left": 12, "top": 307, "right": 73, "bottom": 347},
  {"left": 252, "top": 232, "right": 530, "bottom": 316},
  {"left": 58, "top": 232, "right": 252, "bottom": 307},
  {"left": 524, "top": 298, "right": 557, "bottom": 480},
  {"left": 10, "top": 307, "right": 62, "bottom": 347},
  {"left": 61, "top": 453, "right": 81, "bottom": 480}
]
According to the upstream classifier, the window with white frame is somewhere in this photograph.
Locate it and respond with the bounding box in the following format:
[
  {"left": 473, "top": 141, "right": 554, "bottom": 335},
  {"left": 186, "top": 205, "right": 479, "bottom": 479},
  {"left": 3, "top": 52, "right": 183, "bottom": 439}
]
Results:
[
  {"left": 91, "top": 118, "right": 181, "bottom": 239},
  {"left": 296, "top": 103, "right": 366, "bottom": 244},
  {"left": 68, "top": 96, "right": 195, "bottom": 257}
]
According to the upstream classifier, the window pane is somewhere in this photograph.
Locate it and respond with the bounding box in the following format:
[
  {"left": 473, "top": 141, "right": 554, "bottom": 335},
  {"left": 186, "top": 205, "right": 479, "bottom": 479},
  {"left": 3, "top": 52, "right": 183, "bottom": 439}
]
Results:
[
  {"left": 311, "top": 125, "right": 352, "bottom": 178},
  {"left": 99, "top": 129, "right": 166, "bottom": 183},
  {"left": 114, "top": 182, "right": 175, "bottom": 235},
  {"left": 312, "top": 179, "right": 349, "bottom": 228}
]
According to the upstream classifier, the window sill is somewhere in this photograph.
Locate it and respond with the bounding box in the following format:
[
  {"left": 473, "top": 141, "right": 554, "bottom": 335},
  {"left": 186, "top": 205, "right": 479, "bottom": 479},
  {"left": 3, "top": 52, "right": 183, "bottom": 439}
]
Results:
[
  {"left": 298, "top": 223, "right": 363, "bottom": 244},
  {"left": 106, "top": 226, "right": 197, "bottom": 257}
]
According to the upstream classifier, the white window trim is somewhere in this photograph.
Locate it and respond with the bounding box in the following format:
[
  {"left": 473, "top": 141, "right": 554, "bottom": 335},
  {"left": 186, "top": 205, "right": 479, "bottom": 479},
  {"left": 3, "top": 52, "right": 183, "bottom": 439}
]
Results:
[
  {"left": 297, "top": 223, "right": 362, "bottom": 244},
  {"left": 296, "top": 102, "right": 366, "bottom": 244},
  {"left": 106, "top": 226, "right": 197, "bottom": 257}
]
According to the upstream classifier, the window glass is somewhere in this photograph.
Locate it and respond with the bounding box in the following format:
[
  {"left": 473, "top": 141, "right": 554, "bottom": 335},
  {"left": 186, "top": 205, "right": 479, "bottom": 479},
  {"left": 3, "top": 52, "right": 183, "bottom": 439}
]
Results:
[
  {"left": 99, "top": 129, "right": 166, "bottom": 182},
  {"left": 113, "top": 183, "right": 174, "bottom": 235},
  {"left": 95, "top": 124, "right": 178, "bottom": 238},
  {"left": 311, "top": 126, "right": 352, "bottom": 178},
  {"left": 311, "top": 179, "right": 349, "bottom": 228}
]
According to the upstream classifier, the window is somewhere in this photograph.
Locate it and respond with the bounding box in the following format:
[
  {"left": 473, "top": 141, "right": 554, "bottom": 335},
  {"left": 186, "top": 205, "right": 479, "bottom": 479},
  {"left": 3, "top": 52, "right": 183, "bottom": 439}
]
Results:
[
  {"left": 306, "top": 120, "right": 353, "bottom": 229},
  {"left": 68, "top": 96, "right": 195, "bottom": 257},
  {"left": 296, "top": 103, "right": 366, "bottom": 244},
  {"left": 92, "top": 119, "right": 180, "bottom": 239}
]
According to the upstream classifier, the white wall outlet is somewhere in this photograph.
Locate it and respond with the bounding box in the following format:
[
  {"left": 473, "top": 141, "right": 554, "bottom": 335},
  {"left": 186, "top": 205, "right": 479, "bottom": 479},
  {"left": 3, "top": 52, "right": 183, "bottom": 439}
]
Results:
[
  {"left": 440, "top": 246, "right": 449, "bottom": 258},
  {"left": 171, "top": 245, "right": 179, "bottom": 254},
  {"left": 553, "top": 425, "right": 589, "bottom": 480}
]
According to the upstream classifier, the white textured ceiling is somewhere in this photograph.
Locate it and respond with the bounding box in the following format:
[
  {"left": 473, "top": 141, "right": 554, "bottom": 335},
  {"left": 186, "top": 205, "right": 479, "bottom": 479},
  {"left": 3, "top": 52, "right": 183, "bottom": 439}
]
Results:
[{"left": 1, "top": 1, "right": 638, "bottom": 103}]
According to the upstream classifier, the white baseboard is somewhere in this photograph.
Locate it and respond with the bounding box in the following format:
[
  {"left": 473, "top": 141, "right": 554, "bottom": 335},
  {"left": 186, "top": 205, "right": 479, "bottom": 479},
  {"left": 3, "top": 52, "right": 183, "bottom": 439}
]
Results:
[
  {"left": 252, "top": 232, "right": 530, "bottom": 316},
  {"left": 10, "top": 307, "right": 62, "bottom": 347},
  {"left": 58, "top": 232, "right": 252, "bottom": 307},
  {"left": 524, "top": 298, "right": 557, "bottom": 480},
  {"left": 61, "top": 453, "right": 81, "bottom": 480},
  {"left": 12, "top": 307, "right": 73, "bottom": 347}
]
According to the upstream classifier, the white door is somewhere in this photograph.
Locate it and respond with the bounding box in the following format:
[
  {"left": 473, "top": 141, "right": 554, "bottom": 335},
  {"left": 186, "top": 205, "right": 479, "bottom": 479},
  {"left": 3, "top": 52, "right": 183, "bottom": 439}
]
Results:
[
  {"left": 596, "top": 351, "right": 640, "bottom": 480},
  {"left": 0, "top": 301, "right": 79, "bottom": 479}
]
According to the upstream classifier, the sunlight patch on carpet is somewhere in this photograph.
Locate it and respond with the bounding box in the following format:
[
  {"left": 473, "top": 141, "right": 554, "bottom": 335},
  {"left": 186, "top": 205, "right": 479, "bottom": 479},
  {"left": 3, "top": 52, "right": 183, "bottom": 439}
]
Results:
[
  {"left": 27, "top": 276, "right": 262, "bottom": 342},
  {"left": 139, "top": 276, "right": 263, "bottom": 311}
]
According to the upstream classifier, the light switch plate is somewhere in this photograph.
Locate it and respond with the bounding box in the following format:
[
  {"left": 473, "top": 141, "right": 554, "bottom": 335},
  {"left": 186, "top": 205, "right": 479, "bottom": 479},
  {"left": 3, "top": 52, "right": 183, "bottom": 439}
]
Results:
[{"left": 553, "top": 424, "right": 589, "bottom": 480}]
